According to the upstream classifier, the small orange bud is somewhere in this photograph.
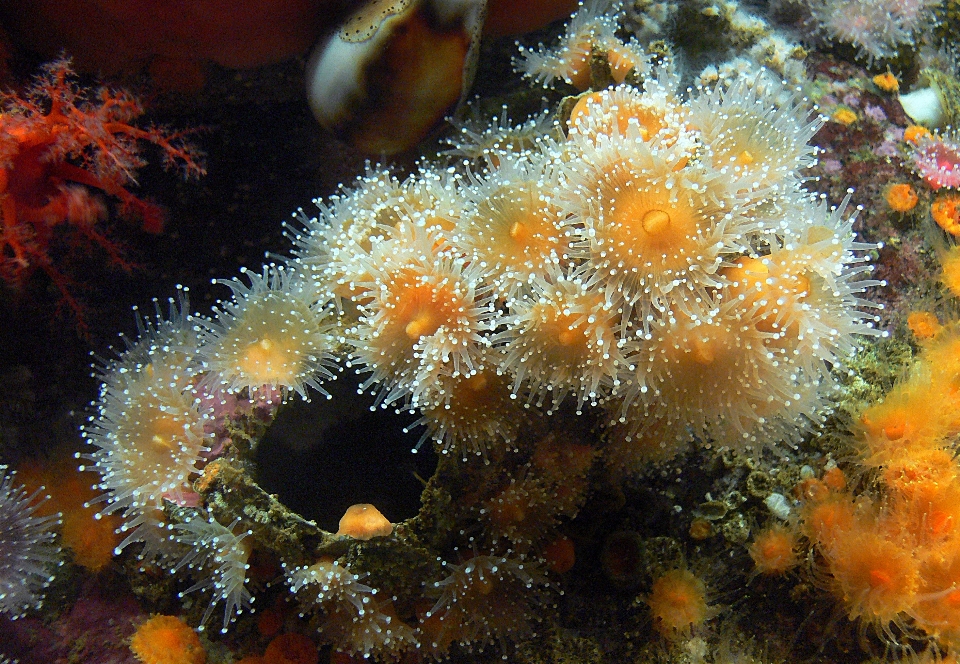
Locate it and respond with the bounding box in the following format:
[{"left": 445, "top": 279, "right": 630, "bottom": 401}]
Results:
[
  {"left": 748, "top": 524, "right": 800, "bottom": 575},
  {"left": 647, "top": 569, "right": 713, "bottom": 639},
  {"left": 130, "top": 615, "right": 207, "bottom": 664},
  {"left": 907, "top": 311, "right": 942, "bottom": 339},
  {"left": 872, "top": 72, "right": 899, "bottom": 93},
  {"left": 822, "top": 466, "right": 847, "bottom": 492},
  {"left": 832, "top": 108, "right": 857, "bottom": 125},
  {"left": 904, "top": 125, "right": 932, "bottom": 144},
  {"left": 885, "top": 183, "right": 918, "bottom": 212},
  {"left": 795, "top": 477, "right": 830, "bottom": 503},
  {"left": 689, "top": 518, "right": 714, "bottom": 540}
]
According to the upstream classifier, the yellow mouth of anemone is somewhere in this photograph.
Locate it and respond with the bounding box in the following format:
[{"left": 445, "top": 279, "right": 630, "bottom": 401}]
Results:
[
  {"left": 606, "top": 186, "right": 696, "bottom": 259},
  {"left": 239, "top": 336, "right": 300, "bottom": 385}
]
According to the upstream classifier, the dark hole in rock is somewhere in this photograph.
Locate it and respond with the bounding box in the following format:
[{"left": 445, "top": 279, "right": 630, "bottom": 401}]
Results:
[{"left": 254, "top": 372, "right": 438, "bottom": 532}]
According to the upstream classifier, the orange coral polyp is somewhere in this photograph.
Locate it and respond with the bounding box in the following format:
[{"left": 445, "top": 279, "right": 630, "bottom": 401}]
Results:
[
  {"left": 801, "top": 494, "right": 856, "bottom": 545},
  {"left": 16, "top": 458, "right": 121, "bottom": 572},
  {"left": 528, "top": 298, "right": 606, "bottom": 365},
  {"left": 610, "top": 189, "right": 685, "bottom": 247},
  {"left": 882, "top": 448, "right": 958, "bottom": 501},
  {"left": 457, "top": 160, "right": 572, "bottom": 297},
  {"left": 130, "top": 615, "right": 207, "bottom": 664},
  {"left": 646, "top": 569, "right": 712, "bottom": 639},
  {"left": 723, "top": 254, "right": 813, "bottom": 337},
  {"left": 622, "top": 301, "right": 805, "bottom": 451},
  {"left": 109, "top": 384, "right": 208, "bottom": 507},
  {"left": 914, "top": 553, "right": 960, "bottom": 639},
  {"left": 908, "top": 311, "right": 942, "bottom": 339},
  {"left": 201, "top": 266, "right": 336, "bottom": 400},
  {"left": 413, "top": 358, "right": 523, "bottom": 458},
  {"left": 933, "top": 193, "right": 960, "bottom": 236},
  {"left": 545, "top": 312, "right": 590, "bottom": 351},
  {"left": 795, "top": 477, "right": 830, "bottom": 503},
  {"left": 563, "top": 125, "right": 749, "bottom": 325},
  {"left": 860, "top": 406, "right": 907, "bottom": 441},
  {"left": 426, "top": 554, "right": 547, "bottom": 652},
  {"left": 484, "top": 483, "right": 535, "bottom": 537},
  {"left": 893, "top": 483, "right": 960, "bottom": 545},
  {"left": 823, "top": 528, "right": 920, "bottom": 625},
  {"left": 606, "top": 44, "right": 639, "bottom": 83},
  {"left": 749, "top": 524, "right": 800, "bottom": 575},
  {"left": 237, "top": 337, "right": 300, "bottom": 386},
  {"left": 353, "top": 225, "right": 495, "bottom": 408},
  {"left": 501, "top": 205, "right": 554, "bottom": 255},
  {"left": 857, "top": 376, "right": 953, "bottom": 463},
  {"left": 885, "top": 183, "right": 918, "bottom": 212},
  {"left": 390, "top": 272, "right": 457, "bottom": 342},
  {"left": 568, "top": 92, "right": 605, "bottom": 130},
  {"left": 822, "top": 466, "right": 847, "bottom": 492},
  {"left": 563, "top": 40, "right": 593, "bottom": 90},
  {"left": 496, "top": 273, "right": 626, "bottom": 413}
]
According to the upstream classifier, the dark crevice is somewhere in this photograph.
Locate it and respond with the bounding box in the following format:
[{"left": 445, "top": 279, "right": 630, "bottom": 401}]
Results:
[{"left": 254, "top": 372, "right": 438, "bottom": 532}]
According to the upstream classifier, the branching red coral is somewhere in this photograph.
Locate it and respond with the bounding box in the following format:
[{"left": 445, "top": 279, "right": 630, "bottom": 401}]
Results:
[{"left": 0, "top": 58, "right": 205, "bottom": 322}]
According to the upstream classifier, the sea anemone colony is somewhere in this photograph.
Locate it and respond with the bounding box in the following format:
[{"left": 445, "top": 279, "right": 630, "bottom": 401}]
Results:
[{"left": 72, "top": 0, "right": 886, "bottom": 658}]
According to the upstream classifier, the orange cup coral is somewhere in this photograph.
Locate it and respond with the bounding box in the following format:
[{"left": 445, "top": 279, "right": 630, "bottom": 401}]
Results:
[
  {"left": 646, "top": 568, "right": 714, "bottom": 639},
  {"left": 885, "top": 183, "right": 918, "bottom": 212},
  {"left": 748, "top": 524, "right": 800, "bottom": 576},
  {"left": 130, "top": 615, "right": 206, "bottom": 664},
  {"left": 933, "top": 193, "right": 960, "bottom": 236}
]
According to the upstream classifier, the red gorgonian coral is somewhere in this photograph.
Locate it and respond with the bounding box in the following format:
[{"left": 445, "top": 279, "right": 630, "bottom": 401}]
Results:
[{"left": 0, "top": 58, "right": 204, "bottom": 321}]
